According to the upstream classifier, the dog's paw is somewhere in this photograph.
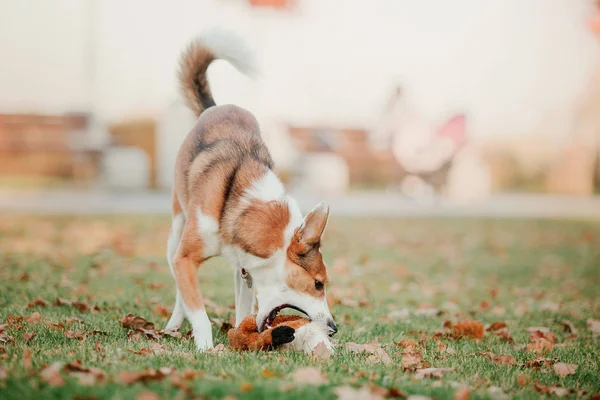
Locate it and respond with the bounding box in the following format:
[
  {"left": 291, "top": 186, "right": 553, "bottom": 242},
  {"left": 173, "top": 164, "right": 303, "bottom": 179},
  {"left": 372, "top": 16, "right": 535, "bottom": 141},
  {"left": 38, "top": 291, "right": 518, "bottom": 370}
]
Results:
[{"left": 272, "top": 326, "right": 295, "bottom": 346}]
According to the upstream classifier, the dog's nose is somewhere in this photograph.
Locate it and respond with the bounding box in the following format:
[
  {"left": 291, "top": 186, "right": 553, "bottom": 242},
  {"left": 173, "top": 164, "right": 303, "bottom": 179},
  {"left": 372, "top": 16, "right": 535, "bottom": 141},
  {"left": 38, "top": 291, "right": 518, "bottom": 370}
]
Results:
[{"left": 327, "top": 319, "right": 338, "bottom": 336}]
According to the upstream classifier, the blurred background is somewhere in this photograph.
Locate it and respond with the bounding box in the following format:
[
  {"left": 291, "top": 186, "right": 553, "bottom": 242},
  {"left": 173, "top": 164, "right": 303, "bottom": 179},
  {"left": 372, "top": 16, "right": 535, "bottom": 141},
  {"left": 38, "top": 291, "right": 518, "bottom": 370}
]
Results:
[{"left": 1, "top": 0, "right": 600, "bottom": 216}]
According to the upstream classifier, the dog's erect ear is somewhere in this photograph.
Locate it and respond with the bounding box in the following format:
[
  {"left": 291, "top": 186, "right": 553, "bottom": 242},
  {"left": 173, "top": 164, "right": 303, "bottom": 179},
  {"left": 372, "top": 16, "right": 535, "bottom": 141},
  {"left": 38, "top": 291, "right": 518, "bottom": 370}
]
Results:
[{"left": 295, "top": 202, "right": 330, "bottom": 247}]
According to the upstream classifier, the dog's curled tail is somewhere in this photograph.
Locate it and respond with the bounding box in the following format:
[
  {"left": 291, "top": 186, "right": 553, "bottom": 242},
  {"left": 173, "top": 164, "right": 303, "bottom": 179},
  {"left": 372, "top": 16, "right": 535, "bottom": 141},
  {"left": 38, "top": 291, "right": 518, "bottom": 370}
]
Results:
[{"left": 178, "top": 30, "right": 257, "bottom": 117}]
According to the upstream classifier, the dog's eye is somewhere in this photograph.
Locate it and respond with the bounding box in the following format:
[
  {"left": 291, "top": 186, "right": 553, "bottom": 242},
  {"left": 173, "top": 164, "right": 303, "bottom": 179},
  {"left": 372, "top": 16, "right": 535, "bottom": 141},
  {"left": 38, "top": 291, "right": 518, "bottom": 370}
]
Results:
[{"left": 315, "top": 280, "right": 324, "bottom": 290}]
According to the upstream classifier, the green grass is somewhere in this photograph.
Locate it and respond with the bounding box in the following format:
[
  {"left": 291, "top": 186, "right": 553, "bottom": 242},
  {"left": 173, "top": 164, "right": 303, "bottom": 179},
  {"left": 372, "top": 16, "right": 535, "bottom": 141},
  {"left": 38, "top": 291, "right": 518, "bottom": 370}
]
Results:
[{"left": 0, "top": 215, "right": 599, "bottom": 399}]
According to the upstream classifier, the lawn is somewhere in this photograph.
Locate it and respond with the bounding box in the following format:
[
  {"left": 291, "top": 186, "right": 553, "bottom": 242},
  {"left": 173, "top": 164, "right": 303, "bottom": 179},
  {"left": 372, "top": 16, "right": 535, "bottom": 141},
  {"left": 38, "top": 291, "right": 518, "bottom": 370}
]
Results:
[{"left": 0, "top": 215, "right": 599, "bottom": 399}]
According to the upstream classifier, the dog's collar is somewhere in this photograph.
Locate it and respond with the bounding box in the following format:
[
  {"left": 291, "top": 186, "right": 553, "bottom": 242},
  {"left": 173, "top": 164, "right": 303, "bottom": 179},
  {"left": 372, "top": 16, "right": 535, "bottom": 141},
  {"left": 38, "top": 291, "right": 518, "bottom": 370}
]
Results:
[{"left": 240, "top": 268, "right": 253, "bottom": 289}]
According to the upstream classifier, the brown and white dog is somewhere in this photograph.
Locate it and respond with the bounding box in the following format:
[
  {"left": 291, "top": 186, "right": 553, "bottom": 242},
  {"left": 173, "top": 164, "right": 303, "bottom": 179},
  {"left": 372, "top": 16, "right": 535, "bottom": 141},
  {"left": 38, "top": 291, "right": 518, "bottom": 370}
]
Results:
[{"left": 165, "top": 32, "right": 337, "bottom": 351}]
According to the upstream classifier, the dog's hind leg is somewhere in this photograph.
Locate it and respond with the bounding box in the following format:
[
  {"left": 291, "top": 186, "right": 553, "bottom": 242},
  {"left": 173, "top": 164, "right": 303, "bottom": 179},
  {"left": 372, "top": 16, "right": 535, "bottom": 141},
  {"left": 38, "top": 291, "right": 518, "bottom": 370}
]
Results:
[
  {"left": 166, "top": 203, "right": 186, "bottom": 331},
  {"left": 173, "top": 212, "right": 214, "bottom": 350}
]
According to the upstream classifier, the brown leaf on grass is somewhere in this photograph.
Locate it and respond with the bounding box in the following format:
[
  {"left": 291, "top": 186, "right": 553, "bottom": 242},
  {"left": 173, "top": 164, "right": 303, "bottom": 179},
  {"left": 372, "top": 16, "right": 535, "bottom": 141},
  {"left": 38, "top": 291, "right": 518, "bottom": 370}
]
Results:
[
  {"left": 137, "top": 392, "right": 161, "bottom": 400},
  {"left": 524, "top": 357, "right": 555, "bottom": 369},
  {"left": 117, "top": 368, "right": 173, "bottom": 385},
  {"left": 65, "top": 330, "right": 86, "bottom": 341},
  {"left": 23, "top": 332, "right": 36, "bottom": 344},
  {"left": 23, "top": 347, "right": 32, "bottom": 370},
  {"left": 163, "top": 329, "right": 182, "bottom": 339},
  {"left": 46, "top": 322, "right": 65, "bottom": 331},
  {"left": 313, "top": 342, "right": 332, "bottom": 360},
  {"left": 64, "top": 361, "right": 106, "bottom": 385},
  {"left": 414, "top": 367, "right": 456, "bottom": 379},
  {"left": 39, "top": 362, "right": 64, "bottom": 387},
  {"left": 0, "top": 334, "right": 14, "bottom": 345},
  {"left": 534, "top": 382, "right": 575, "bottom": 397},
  {"left": 479, "top": 351, "right": 516, "bottom": 365},
  {"left": 396, "top": 339, "right": 418, "bottom": 353},
  {"left": 517, "top": 374, "right": 529, "bottom": 387},
  {"left": 240, "top": 382, "right": 254, "bottom": 392},
  {"left": 526, "top": 328, "right": 557, "bottom": 344},
  {"left": 27, "top": 298, "right": 48, "bottom": 308},
  {"left": 486, "top": 322, "right": 507, "bottom": 331},
  {"left": 6, "top": 315, "right": 23, "bottom": 327},
  {"left": 153, "top": 305, "right": 170, "bottom": 318},
  {"left": 261, "top": 369, "right": 276, "bottom": 378},
  {"left": 454, "top": 385, "right": 470, "bottom": 400},
  {"left": 343, "top": 343, "right": 391, "bottom": 364},
  {"left": 402, "top": 352, "right": 423, "bottom": 370},
  {"left": 53, "top": 298, "right": 99, "bottom": 313},
  {"left": 25, "top": 312, "right": 43, "bottom": 324},
  {"left": 492, "top": 329, "right": 514, "bottom": 343},
  {"left": 452, "top": 320, "right": 484, "bottom": 340},
  {"left": 136, "top": 328, "right": 161, "bottom": 340},
  {"left": 0, "top": 345, "right": 6, "bottom": 354},
  {"left": 0, "top": 366, "right": 7, "bottom": 380},
  {"left": 129, "top": 348, "right": 153, "bottom": 356},
  {"left": 553, "top": 363, "right": 577, "bottom": 378},
  {"left": 560, "top": 320, "right": 578, "bottom": 336},
  {"left": 292, "top": 367, "right": 327, "bottom": 386},
  {"left": 0, "top": 323, "right": 6, "bottom": 333},
  {"left": 121, "top": 314, "right": 155, "bottom": 330},
  {"left": 205, "top": 343, "right": 229, "bottom": 355},
  {"left": 526, "top": 338, "right": 553, "bottom": 354},
  {"left": 587, "top": 319, "right": 600, "bottom": 335},
  {"left": 333, "top": 385, "right": 386, "bottom": 400},
  {"left": 64, "top": 317, "right": 84, "bottom": 325},
  {"left": 94, "top": 340, "right": 105, "bottom": 356}
]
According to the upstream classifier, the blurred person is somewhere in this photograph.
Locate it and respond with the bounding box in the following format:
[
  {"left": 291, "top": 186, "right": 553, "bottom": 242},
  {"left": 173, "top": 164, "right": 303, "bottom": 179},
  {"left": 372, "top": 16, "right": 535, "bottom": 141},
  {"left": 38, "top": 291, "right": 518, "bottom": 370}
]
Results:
[{"left": 373, "top": 87, "right": 491, "bottom": 205}]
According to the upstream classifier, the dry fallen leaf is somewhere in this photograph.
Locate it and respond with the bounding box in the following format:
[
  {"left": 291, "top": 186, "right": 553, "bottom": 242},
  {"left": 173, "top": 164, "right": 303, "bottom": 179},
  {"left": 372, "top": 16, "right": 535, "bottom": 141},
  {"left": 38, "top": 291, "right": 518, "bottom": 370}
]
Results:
[
  {"left": 64, "top": 330, "right": 86, "bottom": 341},
  {"left": 313, "top": 342, "right": 332, "bottom": 360},
  {"left": 414, "top": 367, "right": 456, "bottom": 379},
  {"left": 553, "top": 362, "right": 577, "bottom": 378},
  {"left": 486, "top": 322, "right": 507, "bottom": 331},
  {"left": 39, "top": 362, "right": 64, "bottom": 387},
  {"left": 25, "top": 312, "right": 43, "bottom": 324},
  {"left": 117, "top": 368, "right": 173, "bottom": 385},
  {"left": 527, "top": 338, "right": 553, "bottom": 354},
  {"left": 479, "top": 351, "right": 516, "bottom": 366},
  {"left": 344, "top": 342, "right": 391, "bottom": 364},
  {"left": 587, "top": 319, "right": 600, "bottom": 335},
  {"left": 397, "top": 339, "right": 418, "bottom": 352},
  {"left": 334, "top": 385, "right": 385, "bottom": 400},
  {"left": 560, "top": 320, "right": 578, "bottom": 336},
  {"left": 121, "top": 314, "right": 155, "bottom": 330},
  {"left": 402, "top": 352, "right": 423, "bottom": 370},
  {"left": 526, "top": 328, "right": 557, "bottom": 344},
  {"left": 137, "top": 392, "right": 161, "bottom": 400},
  {"left": 64, "top": 361, "right": 106, "bottom": 386},
  {"left": 452, "top": 320, "right": 484, "bottom": 340},
  {"left": 23, "top": 347, "right": 32, "bottom": 370},
  {"left": 292, "top": 367, "right": 327, "bottom": 386},
  {"left": 136, "top": 327, "right": 161, "bottom": 340},
  {"left": 239, "top": 382, "right": 254, "bottom": 392},
  {"left": 205, "top": 343, "right": 229, "bottom": 355},
  {"left": 454, "top": 385, "right": 470, "bottom": 400},
  {"left": 27, "top": 298, "right": 48, "bottom": 308},
  {"left": 534, "top": 382, "right": 575, "bottom": 397},
  {"left": 23, "top": 332, "right": 36, "bottom": 344},
  {"left": 517, "top": 374, "right": 529, "bottom": 387}
]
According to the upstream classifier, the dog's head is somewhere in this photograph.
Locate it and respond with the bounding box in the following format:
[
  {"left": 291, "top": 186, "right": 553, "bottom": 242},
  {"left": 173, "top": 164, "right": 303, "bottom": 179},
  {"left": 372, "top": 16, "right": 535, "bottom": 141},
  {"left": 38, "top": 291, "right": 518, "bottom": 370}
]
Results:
[{"left": 254, "top": 202, "right": 337, "bottom": 336}]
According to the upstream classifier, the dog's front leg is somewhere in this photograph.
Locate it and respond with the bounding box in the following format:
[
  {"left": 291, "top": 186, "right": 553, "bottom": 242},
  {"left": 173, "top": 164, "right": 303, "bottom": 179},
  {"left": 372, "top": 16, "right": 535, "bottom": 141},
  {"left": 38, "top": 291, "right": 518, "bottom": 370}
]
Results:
[
  {"left": 234, "top": 270, "right": 254, "bottom": 326},
  {"left": 173, "top": 221, "right": 213, "bottom": 351}
]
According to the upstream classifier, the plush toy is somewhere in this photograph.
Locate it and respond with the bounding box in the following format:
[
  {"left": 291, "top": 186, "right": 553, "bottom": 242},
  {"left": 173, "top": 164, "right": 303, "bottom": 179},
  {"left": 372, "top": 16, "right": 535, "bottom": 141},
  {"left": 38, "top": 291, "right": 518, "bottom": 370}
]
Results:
[{"left": 228, "top": 314, "right": 333, "bottom": 354}]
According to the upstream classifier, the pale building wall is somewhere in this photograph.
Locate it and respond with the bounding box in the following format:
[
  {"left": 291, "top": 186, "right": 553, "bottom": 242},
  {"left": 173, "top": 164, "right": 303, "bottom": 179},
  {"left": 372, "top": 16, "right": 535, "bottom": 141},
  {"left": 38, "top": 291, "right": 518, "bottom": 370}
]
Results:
[{"left": 1, "top": 0, "right": 599, "bottom": 189}]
